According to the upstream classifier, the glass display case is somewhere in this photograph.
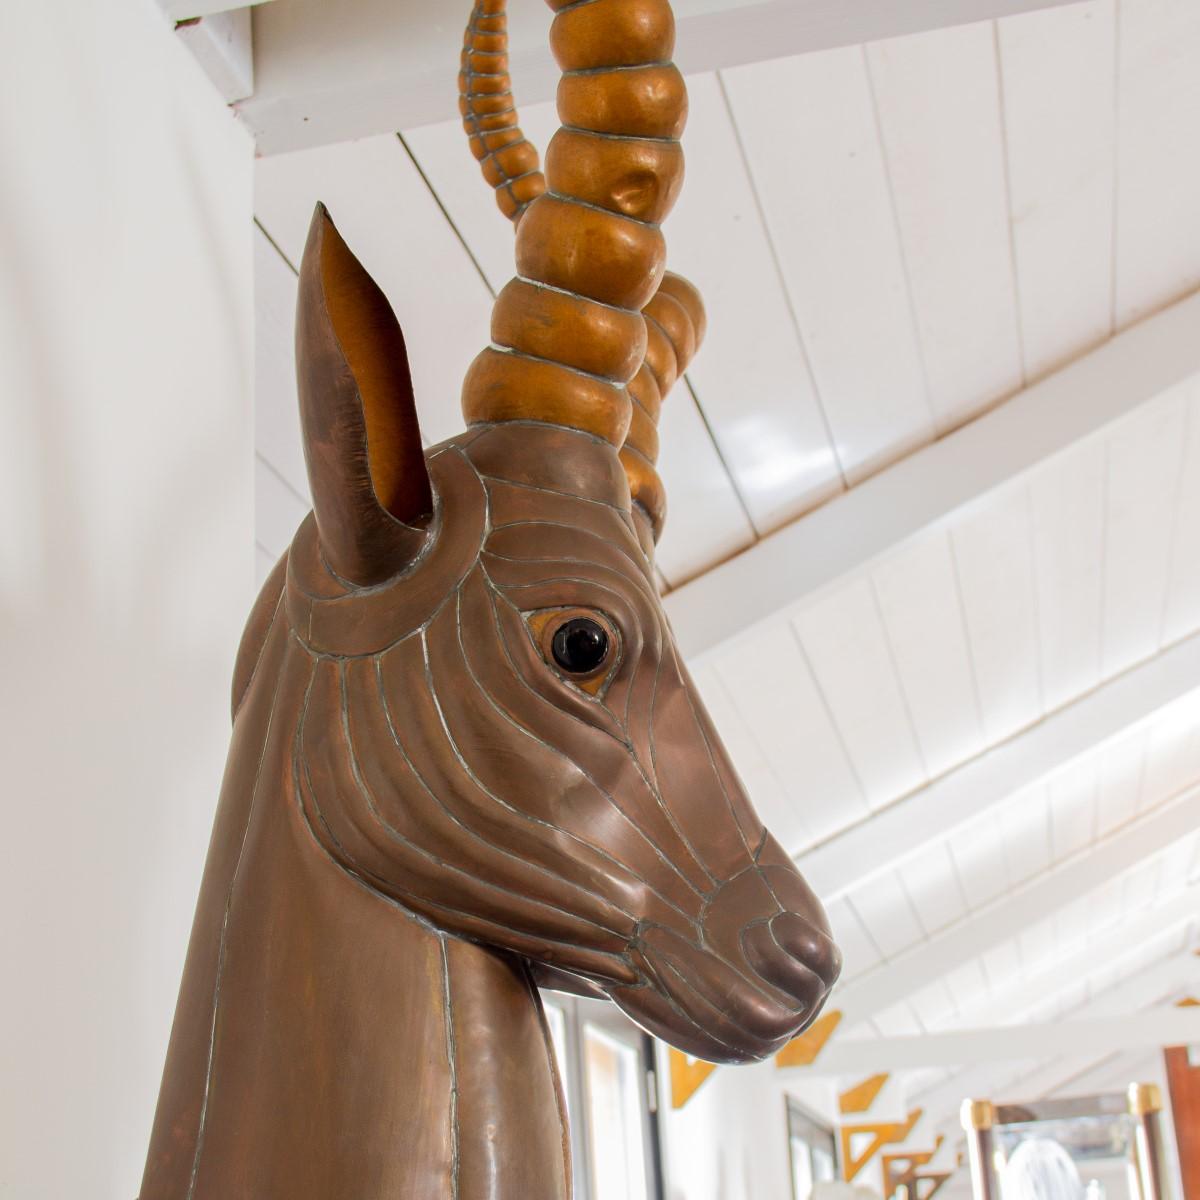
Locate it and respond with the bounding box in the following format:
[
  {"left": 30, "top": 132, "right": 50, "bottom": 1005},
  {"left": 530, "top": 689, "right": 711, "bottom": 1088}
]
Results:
[{"left": 960, "top": 1088, "right": 1170, "bottom": 1200}]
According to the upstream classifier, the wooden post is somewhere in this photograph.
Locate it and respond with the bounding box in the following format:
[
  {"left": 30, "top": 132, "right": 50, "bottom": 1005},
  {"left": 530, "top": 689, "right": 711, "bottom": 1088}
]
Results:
[
  {"left": 961, "top": 1100, "right": 998, "bottom": 1200},
  {"left": 1164, "top": 1046, "right": 1199, "bottom": 1200},
  {"left": 1128, "top": 1083, "right": 1169, "bottom": 1200}
]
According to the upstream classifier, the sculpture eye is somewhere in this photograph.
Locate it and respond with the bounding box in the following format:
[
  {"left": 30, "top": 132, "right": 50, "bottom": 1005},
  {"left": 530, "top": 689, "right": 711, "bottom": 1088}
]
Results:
[
  {"left": 527, "top": 609, "right": 619, "bottom": 692},
  {"left": 551, "top": 617, "right": 610, "bottom": 674}
]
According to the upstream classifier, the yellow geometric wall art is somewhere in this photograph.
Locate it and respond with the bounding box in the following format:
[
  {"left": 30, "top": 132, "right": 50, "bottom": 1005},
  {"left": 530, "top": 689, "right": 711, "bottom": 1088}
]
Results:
[
  {"left": 909, "top": 1170, "right": 953, "bottom": 1200},
  {"left": 775, "top": 1010, "right": 844, "bottom": 1068},
  {"left": 840, "top": 1108, "right": 924, "bottom": 1183},
  {"left": 668, "top": 1049, "right": 718, "bottom": 1110},
  {"left": 881, "top": 1137, "right": 944, "bottom": 1195},
  {"left": 840, "top": 1073, "right": 891, "bottom": 1115}
]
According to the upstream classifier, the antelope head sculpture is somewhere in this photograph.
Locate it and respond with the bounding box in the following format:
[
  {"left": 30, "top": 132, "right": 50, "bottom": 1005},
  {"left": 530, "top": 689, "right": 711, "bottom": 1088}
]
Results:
[{"left": 141, "top": 2, "right": 840, "bottom": 1196}]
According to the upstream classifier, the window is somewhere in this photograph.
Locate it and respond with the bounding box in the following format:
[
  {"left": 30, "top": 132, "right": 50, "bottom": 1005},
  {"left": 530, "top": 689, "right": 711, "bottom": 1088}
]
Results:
[
  {"left": 541, "top": 992, "right": 664, "bottom": 1200},
  {"left": 788, "top": 1098, "right": 838, "bottom": 1200}
]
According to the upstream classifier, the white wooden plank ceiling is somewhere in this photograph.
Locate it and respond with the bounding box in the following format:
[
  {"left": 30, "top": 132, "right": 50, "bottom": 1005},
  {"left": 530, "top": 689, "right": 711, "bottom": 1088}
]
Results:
[{"left": 251, "top": 0, "right": 1200, "bottom": 1143}]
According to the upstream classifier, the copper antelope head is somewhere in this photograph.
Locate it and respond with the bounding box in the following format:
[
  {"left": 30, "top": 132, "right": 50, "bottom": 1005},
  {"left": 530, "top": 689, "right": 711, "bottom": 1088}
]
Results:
[
  {"left": 448, "top": 0, "right": 842, "bottom": 1055},
  {"left": 142, "top": 0, "right": 839, "bottom": 1196}
]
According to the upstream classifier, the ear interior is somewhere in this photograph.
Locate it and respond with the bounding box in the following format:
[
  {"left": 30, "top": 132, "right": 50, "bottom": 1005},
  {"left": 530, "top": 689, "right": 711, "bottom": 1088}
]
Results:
[
  {"left": 320, "top": 223, "right": 432, "bottom": 524},
  {"left": 295, "top": 204, "right": 433, "bottom": 587}
]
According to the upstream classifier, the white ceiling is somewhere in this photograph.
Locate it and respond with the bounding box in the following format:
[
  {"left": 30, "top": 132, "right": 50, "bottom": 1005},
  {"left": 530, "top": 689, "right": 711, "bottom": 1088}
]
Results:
[{"left": 250, "top": 0, "right": 1200, "bottom": 1157}]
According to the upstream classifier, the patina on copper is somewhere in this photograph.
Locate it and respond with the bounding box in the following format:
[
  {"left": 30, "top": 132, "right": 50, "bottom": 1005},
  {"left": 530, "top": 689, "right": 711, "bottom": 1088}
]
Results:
[{"left": 141, "top": 2, "right": 840, "bottom": 1196}]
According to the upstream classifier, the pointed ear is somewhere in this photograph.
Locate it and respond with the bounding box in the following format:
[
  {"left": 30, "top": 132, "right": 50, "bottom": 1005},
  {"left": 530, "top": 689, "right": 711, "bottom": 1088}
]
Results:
[{"left": 295, "top": 203, "right": 433, "bottom": 586}]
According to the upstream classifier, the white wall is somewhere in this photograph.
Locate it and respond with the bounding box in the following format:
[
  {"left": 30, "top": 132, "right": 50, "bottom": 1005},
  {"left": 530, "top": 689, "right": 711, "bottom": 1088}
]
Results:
[
  {"left": 0, "top": 2, "right": 254, "bottom": 1197},
  {"left": 659, "top": 1049, "right": 841, "bottom": 1200}
]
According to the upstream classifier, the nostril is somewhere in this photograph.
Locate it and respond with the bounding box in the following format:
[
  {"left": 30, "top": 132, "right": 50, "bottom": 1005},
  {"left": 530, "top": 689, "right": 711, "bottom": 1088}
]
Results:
[
  {"left": 769, "top": 912, "right": 842, "bottom": 988},
  {"left": 741, "top": 921, "right": 828, "bottom": 1013}
]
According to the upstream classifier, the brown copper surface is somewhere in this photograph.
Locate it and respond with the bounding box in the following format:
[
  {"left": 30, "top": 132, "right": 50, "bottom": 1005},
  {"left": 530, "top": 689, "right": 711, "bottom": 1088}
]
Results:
[{"left": 142, "top": 2, "right": 841, "bottom": 1195}]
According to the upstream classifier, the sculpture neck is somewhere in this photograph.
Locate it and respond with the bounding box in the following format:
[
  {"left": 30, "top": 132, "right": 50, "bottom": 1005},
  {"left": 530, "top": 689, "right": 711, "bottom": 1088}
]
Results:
[{"left": 142, "top": 614, "right": 571, "bottom": 1200}]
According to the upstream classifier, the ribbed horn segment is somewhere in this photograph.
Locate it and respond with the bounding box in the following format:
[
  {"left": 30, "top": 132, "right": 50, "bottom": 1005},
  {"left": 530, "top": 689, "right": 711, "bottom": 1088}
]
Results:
[
  {"left": 460, "top": 0, "right": 705, "bottom": 544},
  {"left": 460, "top": 0, "right": 547, "bottom": 222}
]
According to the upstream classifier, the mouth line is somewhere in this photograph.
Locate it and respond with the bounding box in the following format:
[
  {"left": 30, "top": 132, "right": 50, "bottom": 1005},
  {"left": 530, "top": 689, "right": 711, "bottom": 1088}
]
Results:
[
  {"left": 612, "top": 970, "right": 781, "bottom": 1066},
  {"left": 642, "top": 923, "right": 781, "bottom": 1018},
  {"left": 650, "top": 939, "right": 822, "bottom": 1056}
]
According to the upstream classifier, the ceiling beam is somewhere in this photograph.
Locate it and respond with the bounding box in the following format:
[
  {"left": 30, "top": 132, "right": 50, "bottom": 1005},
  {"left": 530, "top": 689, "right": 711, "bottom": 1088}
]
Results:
[
  {"left": 174, "top": 9, "right": 254, "bottom": 103},
  {"left": 159, "top": 0, "right": 274, "bottom": 20},
  {"left": 797, "top": 634, "right": 1200, "bottom": 903},
  {"left": 916, "top": 940, "right": 1199, "bottom": 1130},
  {"left": 666, "top": 289, "right": 1200, "bottom": 661},
  {"left": 831, "top": 788, "right": 1200, "bottom": 1026},
  {"left": 1046, "top": 1050, "right": 1163, "bottom": 1099},
  {"left": 785, "top": 1008, "right": 1200, "bottom": 1073},
  {"left": 950, "top": 889, "right": 1199, "bottom": 1030},
  {"left": 239, "top": 0, "right": 1081, "bottom": 155}
]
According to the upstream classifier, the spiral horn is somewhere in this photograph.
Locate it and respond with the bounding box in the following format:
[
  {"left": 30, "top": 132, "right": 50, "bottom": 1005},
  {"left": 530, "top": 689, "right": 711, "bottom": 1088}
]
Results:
[
  {"left": 459, "top": 0, "right": 547, "bottom": 222},
  {"left": 459, "top": 0, "right": 704, "bottom": 542}
]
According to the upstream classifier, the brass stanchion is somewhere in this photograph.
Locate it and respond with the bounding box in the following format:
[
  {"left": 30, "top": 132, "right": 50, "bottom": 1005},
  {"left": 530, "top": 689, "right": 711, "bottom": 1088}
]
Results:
[
  {"left": 1128, "top": 1083, "right": 1168, "bottom": 1200},
  {"left": 961, "top": 1100, "right": 998, "bottom": 1200}
]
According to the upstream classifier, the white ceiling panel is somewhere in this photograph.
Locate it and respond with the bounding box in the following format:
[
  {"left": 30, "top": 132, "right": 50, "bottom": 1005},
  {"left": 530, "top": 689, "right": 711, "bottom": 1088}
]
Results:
[
  {"left": 948, "top": 812, "right": 1012, "bottom": 910},
  {"left": 1163, "top": 380, "right": 1200, "bottom": 643},
  {"left": 982, "top": 938, "right": 1022, "bottom": 986},
  {"left": 253, "top": 225, "right": 304, "bottom": 498},
  {"left": 255, "top": 134, "right": 493, "bottom": 447},
  {"left": 1114, "top": 0, "right": 1200, "bottom": 327},
  {"left": 402, "top": 101, "right": 561, "bottom": 297},
  {"left": 1140, "top": 694, "right": 1200, "bottom": 806},
  {"left": 1052, "top": 893, "right": 1096, "bottom": 951},
  {"left": 792, "top": 578, "right": 926, "bottom": 808},
  {"left": 1085, "top": 961, "right": 1119, "bottom": 1004},
  {"left": 1080, "top": 872, "right": 1126, "bottom": 937},
  {"left": 999, "top": 783, "right": 1051, "bottom": 884},
  {"left": 1047, "top": 756, "right": 1099, "bottom": 860},
  {"left": 1120, "top": 857, "right": 1160, "bottom": 913},
  {"left": 720, "top": 48, "right": 935, "bottom": 483},
  {"left": 1017, "top": 914, "right": 1056, "bottom": 974},
  {"left": 950, "top": 486, "right": 1042, "bottom": 742},
  {"left": 690, "top": 663, "right": 813, "bottom": 854},
  {"left": 255, "top": 452, "right": 307, "bottom": 560},
  {"left": 944, "top": 959, "right": 990, "bottom": 1015},
  {"left": 896, "top": 841, "right": 969, "bottom": 938},
  {"left": 846, "top": 872, "right": 926, "bottom": 961},
  {"left": 1030, "top": 442, "right": 1105, "bottom": 713},
  {"left": 1102, "top": 390, "right": 1188, "bottom": 675},
  {"left": 908, "top": 978, "right": 957, "bottom": 1029},
  {"left": 1094, "top": 728, "right": 1148, "bottom": 835},
  {"left": 712, "top": 620, "right": 870, "bottom": 844},
  {"left": 1157, "top": 831, "right": 1200, "bottom": 895},
  {"left": 653, "top": 387, "right": 756, "bottom": 586},
  {"left": 872, "top": 1002, "right": 923, "bottom": 1038},
  {"left": 997, "top": 0, "right": 1116, "bottom": 382},
  {"left": 872, "top": 531, "right": 985, "bottom": 778},
  {"left": 255, "top": 542, "right": 278, "bottom": 586},
  {"left": 825, "top": 896, "right": 884, "bottom": 982},
  {"left": 866, "top": 22, "right": 1023, "bottom": 430},
  {"left": 661, "top": 72, "right": 843, "bottom": 533}
]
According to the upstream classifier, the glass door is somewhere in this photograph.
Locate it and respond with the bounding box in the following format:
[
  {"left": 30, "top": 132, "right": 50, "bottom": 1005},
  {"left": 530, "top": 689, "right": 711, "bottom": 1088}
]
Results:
[
  {"left": 541, "top": 992, "right": 664, "bottom": 1200},
  {"left": 788, "top": 1098, "right": 838, "bottom": 1200}
]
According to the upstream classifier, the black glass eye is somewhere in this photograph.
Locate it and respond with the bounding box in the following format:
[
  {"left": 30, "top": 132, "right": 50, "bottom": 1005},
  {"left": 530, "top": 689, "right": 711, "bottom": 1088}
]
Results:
[{"left": 551, "top": 618, "right": 610, "bottom": 675}]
